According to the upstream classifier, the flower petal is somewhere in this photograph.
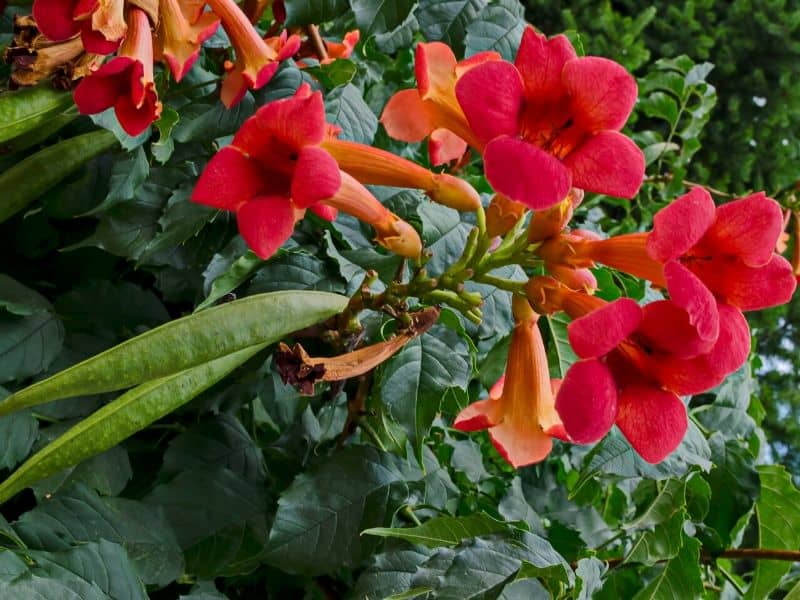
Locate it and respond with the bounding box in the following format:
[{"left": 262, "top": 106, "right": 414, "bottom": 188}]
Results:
[
  {"left": 568, "top": 297, "right": 642, "bottom": 359},
  {"left": 488, "top": 421, "right": 553, "bottom": 468},
  {"left": 455, "top": 61, "right": 523, "bottom": 144},
  {"left": 192, "top": 146, "right": 265, "bottom": 210},
  {"left": 514, "top": 27, "right": 576, "bottom": 102},
  {"left": 563, "top": 131, "right": 644, "bottom": 199},
  {"left": 380, "top": 89, "right": 434, "bottom": 142},
  {"left": 291, "top": 146, "right": 341, "bottom": 207},
  {"left": 72, "top": 57, "right": 135, "bottom": 115},
  {"left": 415, "top": 42, "right": 457, "bottom": 100},
  {"left": 453, "top": 397, "right": 499, "bottom": 431},
  {"left": 429, "top": 128, "right": 468, "bottom": 166},
  {"left": 639, "top": 300, "right": 715, "bottom": 359},
  {"left": 34, "top": 0, "right": 80, "bottom": 41},
  {"left": 114, "top": 85, "right": 160, "bottom": 136},
  {"left": 484, "top": 136, "right": 571, "bottom": 210},
  {"left": 562, "top": 57, "right": 638, "bottom": 131},
  {"left": 81, "top": 24, "right": 122, "bottom": 54},
  {"left": 235, "top": 84, "right": 327, "bottom": 154},
  {"left": 616, "top": 384, "right": 687, "bottom": 464},
  {"left": 663, "top": 260, "right": 719, "bottom": 347},
  {"left": 704, "top": 192, "right": 785, "bottom": 267},
  {"left": 647, "top": 187, "right": 715, "bottom": 262},
  {"left": 236, "top": 195, "right": 297, "bottom": 259},
  {"left": 689, "top": 254, "right": 797, "bottom": 311},
  {"left": 556, "top": 358, "right": 618, "bottom": 444},
  {"left": 655, "top": 303, "right": 750, "bottom": 395}
]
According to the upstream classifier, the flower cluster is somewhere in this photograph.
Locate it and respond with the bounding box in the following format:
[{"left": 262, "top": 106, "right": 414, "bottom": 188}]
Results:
[
  {"left": 15, "top": 0, "right": 359, "bottom": 135},
  {"left": 15, "top": 6, "right": 796, "bottom": 468}
]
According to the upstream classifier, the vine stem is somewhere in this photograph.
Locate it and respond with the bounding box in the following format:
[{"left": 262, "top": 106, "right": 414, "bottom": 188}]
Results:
[
  {"left": 473, "top": 274, "right": 526, "bottom": 294},
  {"left": 306, "top": 24, "right": 329, "bottom": 62}
]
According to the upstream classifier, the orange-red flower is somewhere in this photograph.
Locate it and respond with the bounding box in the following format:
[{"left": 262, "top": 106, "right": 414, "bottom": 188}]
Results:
[
  {"left": 34, "top": 0, "right": 127, "bottom": 54},
  {"left": 454, "top": 26, "right": 644, "bottom": 210},
  {"left": 454, "top": 298, "right": 567, "bottom": 467},
  {"left": 154, "top": 0, "right": 220, "bottom": 81},
  {"left": 206, "top": 0, "right": 300, "bottom": 107},
  {"left": 73, "top": 7, "right": 161, "bottom": 136},
  {"left": 192, "top": 85, "right": 421, "bottom": 259},
  {"left": 380, "top": 42, "right": 500, "bottom": 166}
]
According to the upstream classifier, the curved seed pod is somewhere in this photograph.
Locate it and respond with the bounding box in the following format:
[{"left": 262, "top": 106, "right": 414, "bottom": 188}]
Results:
[
  {"left": 0, "top": 344, "right": 265, "bottom": 504},
  {"left": 0, "top": 86, "right": 73, "bottom": 144},
  {"left": 0, "top": 129, "right": 118, "bottom": 223},
  {"left": 0, "top": 290, "right": 347, "bottom": 415}
]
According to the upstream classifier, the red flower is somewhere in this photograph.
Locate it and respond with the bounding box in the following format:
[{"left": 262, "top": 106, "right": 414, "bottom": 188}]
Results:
[
  {"left": 380, "top": 42, "right": 500, "bottom": 166},
  {"left": 34, "top": 0, "right": 127, "bottom": 54},
  {"left": 206, "top": 0, "right": 300, "bottom": 107},
  {"left": 192, "top": 85, "right": 421, "bottom": 259},
  {"left": 647, "top": 187, "right": 797, "bottom": 311},
  {"left": 528, "top": 280, "right": 750, "bottom": 463},
  {"left": 73, "top": 8, "right": 162, "bottom": 136},
  {"left": 454, "top": 298, "right": 567, "bottom": 467},
  {"left": 155, "top": 0, "right": 220, "bottom": 81},
  {"left": 321, "top": 30, "right": 359, "bottom": 64},
  {"left": 454, "top": 26, "right": 644, "bottom": 210}
]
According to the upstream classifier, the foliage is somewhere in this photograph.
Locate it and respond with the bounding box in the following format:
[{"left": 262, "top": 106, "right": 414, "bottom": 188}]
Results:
[{"left": 0, "top": 0, "right": 798, "bottom": 599}]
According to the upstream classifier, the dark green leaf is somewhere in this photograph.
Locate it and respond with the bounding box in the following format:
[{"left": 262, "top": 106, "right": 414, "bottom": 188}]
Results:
[
  {"left": 351, "top": 0, "right": 417, "bottom": 35},
  {"left": 465, "top": 0, "right": 526, "bottom": 61},
  {"left": 632, "top": 534, "right": 702, "bottom": 600},
  {"left": 364, "top": 513, "right": 512, "bottom": 548},
  {"left": 416, "top": 0, "right": 488, "bottom": 57},
  {"left": 353, "top": 549, "right": 433, "bottom": 600},
  {"left": 325, "top": 83, "right": 379, "bottom": 144},
  {"left": 282, "top": 0, "right": 350, "bottom": 25}
]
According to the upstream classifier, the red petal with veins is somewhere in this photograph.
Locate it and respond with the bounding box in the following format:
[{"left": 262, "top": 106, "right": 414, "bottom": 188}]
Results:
[
  {"left": 704, "top": 192, "right": 785, "bottom": 267},
  {"left": 639, "top": 300, "right": 715, "bottom": 359},
  {"left": 484, "top": 136, "right": 571, "bottom": 210},
  {"left": 562, "top": 57, "right": 638, "bottom": 132},
  {"left": 647, "top": 187, "right": 716, "bottom": 262},
  {"left": 563, "top": 130, "right": 645, "bottom": 199},
  {"left": 556, "top": 358, "right": 618, "bottom": 444},
  {"left": 237, "top": 195, "right": 297, "bottom": 259},
  {"left": 191, "top": 146, "right": 265, "bottom": 210},
  {"left": 514, "top": 27, "right": 576, "bottom": 102},
  {"left": 689, "top": 253, "right": 798, "bottom": 311},
  {"left": 291, "top": 147, "right": 341, "bottom": 207},
  {"left": 234, "top": 85, "right": 327, "bottom": 155},
  {"left": 455, "top": 61, "right": 524, "bottom": 144},
  {"left": 616, "top": 384, "right": 687, "bottom": 464},
  {"left": 567, "top": 297, "right": 642, "bottom": 359},
  {"left": 73, "top": 57, "right": 136, "bottom": 115},
  {"left": 655, "top": 302, "right": 751, "bottom": 395},
  {"left": 664, "top": 260, "right": 719, "bottom": 346}
]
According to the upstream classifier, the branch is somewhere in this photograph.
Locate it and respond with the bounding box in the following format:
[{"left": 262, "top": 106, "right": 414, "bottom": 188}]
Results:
[
  {"left": 306, "top": 24, "right": 328, "bottom": 62},
  {"left": 584, "top": 547, "right": 800, "bottom": 571}
]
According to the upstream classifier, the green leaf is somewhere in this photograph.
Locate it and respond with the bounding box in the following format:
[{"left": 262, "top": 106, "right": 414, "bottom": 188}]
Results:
[
  {"left": 416, "top": 0, "right": 488, "bottom": 57},
  {"left": 465, "top": 0, "right": 526, "bottom": 61},
  {"left": 0, "top": 129, "right": 118, "bottom": 224},
  {"left": 0, "top": 344, "right": 263, "bottom": 503},
  {"left": 0, "top": 409, "right": 37, "bottom": 471},
  {"left": 247, "top": 253, "right": 346, "bottom": 294},
  {"left": 696, "top": 366, "right": 756, "bottom": 439},
  {"left": 0, "top": 277, "right": 65, "bottom": 383},
  {"left": 92, "top": 146, "right": 150, "bottom": 214},
  {"left": 305, "top": 59, "right": 358, "bottom": 90},
  {"left": 325, "top": 83, "right": 379, "bottom": 144},
  {"left": 632, "top": 534, "right": 702, "bottom": 600},
  {"left": 351, "top": 0, "right": 417, "bottom": 35},
  {"left": 418, "top": 202, "right": 472, "bottom": 277},
  {"left": 379, "top": 325, "right": 471, "bottom": 448},
  {"left": 625, "top": 510, "right": 686, "bottom": 565},
  {"left": 364, "top": 513, "right": 512, "bottom": 548},
  {"left": 0, "top": 86, "right": 73, "bottom": 144},
  {"left": 152, "top": 106, "right": 180, "bottom": 164},
  {"left": 173, "top": 96, "right": 255, "bottom": 143},
  {"left": 282, "top": 0, "right": 350, "bottom": 25},
  {"left": 161, "top": 414, "right": 266, "bottom": 482},
  {"left": 745, "top": 466, "right": 800, "bottom": 600},
  {"left": 28, "top": 539, "right": 147, "bottom": 600},
  {"left": 145, "top": 467, "right": 268, "bottom": 578},
  {"left": 14, "top": 484, "right": 184, "bottom": 587},
  {"left": 545, "top": 313, "right": 577, "bottom": 378},
  {"left": 702, "top": 434, "right": 759, "bottom": 549},
  {"left": 575, "top": 557, "right": 606, "bottom": 600},
  {"left": 263, "top": 445, "right": 425, "bottom": 575},
  {"left": 353, "top": 549, "right": 433, "bottom": 600},
  {"left": 0, "top": 290, "right": 346, "bottom": 414}
]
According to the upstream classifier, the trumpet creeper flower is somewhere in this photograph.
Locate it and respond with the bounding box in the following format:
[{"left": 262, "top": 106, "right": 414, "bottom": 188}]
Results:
[
  {"left": 155, "top": 0, "right": 221, "bottom": 81},
  {"left": 192, "top": 85, "right": 421, "bottom": 259},
  {"left": 454, "top": 299, "right": 567, "bottom": 467},
  {"left": 73, "top": 7, "right": 162, "bottom": 136},
  {"left": 380, "top": 42, "right": 500, "bottom": 166},
  {"left": 33, "top": 0, "right": 127, "bottom": 54},
  {"left": 454, "top": 26, "right": 645, "bottom": 210}
]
